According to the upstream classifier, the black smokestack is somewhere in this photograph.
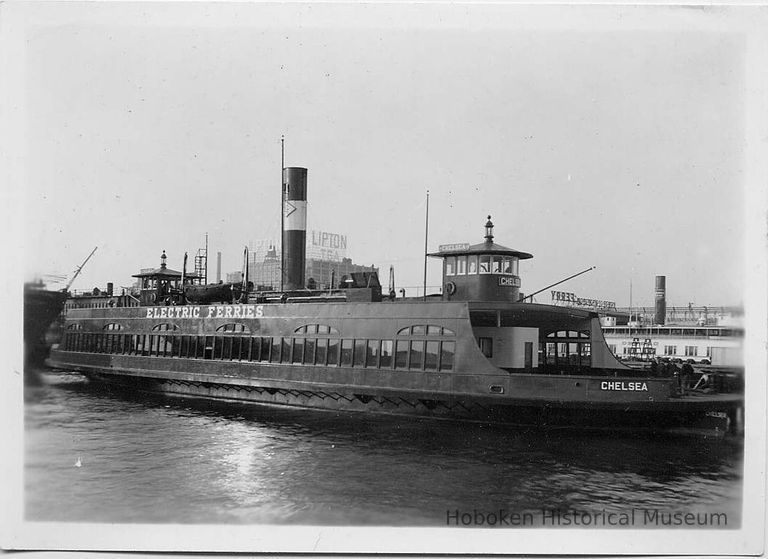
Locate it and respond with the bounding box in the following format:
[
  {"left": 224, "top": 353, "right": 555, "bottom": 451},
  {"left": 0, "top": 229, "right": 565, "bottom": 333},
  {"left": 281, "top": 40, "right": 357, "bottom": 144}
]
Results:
[
  {"left": 282, "top": 167, "right": 308, "bottom": 291},
  {"left": 655, "top": 275, "right": 666, "bottom": 325}
]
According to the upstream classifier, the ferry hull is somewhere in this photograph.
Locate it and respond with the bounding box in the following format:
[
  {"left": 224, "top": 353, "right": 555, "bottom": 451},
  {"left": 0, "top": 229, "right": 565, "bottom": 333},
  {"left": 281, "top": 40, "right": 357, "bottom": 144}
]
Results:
[{"left": 49, "top": 350, "right": 739, "bottom": 437}]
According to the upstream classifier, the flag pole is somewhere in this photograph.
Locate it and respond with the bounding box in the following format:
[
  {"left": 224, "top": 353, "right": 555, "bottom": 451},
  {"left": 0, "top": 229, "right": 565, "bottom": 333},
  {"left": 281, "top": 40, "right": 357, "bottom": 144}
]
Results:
[
  {"left": 280, "top": 135, "right": 285, "bottom": 293},
  {"left": 423, "top": 190, "right": 429, "bottom": 301}
]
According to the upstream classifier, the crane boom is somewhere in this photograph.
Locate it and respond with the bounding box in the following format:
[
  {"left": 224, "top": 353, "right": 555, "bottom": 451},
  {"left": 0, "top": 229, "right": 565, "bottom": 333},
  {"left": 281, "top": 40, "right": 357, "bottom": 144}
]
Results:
[{"left": 65, "top": 246, "right": 98, "bottom": 291}]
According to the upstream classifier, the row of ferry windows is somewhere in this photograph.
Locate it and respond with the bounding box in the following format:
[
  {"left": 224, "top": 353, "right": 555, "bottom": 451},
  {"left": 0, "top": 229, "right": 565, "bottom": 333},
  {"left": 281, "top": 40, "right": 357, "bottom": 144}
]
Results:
[
  {"left": 72, "top": 323, "right": 455, "bottom": 337},
  {"left": 62, "top": 332, "right": 455, "bottom": 371},
  {"left": 444, "top": 255, "right": 520, "bottom": 277},
  {"left": 610, "top": 345, "right": 711, "bottom": 357}
]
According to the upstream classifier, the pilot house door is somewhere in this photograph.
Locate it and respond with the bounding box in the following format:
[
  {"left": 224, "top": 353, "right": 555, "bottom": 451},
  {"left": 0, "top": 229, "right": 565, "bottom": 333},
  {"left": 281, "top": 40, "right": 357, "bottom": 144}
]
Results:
[{"left": 524, "top": 342, "right": 533, "bottom": 370}]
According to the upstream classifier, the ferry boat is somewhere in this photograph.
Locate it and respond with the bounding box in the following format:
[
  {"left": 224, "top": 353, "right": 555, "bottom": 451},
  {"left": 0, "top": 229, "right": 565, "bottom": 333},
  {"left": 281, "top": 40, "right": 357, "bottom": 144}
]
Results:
[
  {"left": 24, "top": 281, "right": 67, "bottom": 366},
  {"left": 602, "top": 323, "right": 744, "bottom": 367},
  {"left": 47, "top": 167, "right": 744, "bottom": 436}
]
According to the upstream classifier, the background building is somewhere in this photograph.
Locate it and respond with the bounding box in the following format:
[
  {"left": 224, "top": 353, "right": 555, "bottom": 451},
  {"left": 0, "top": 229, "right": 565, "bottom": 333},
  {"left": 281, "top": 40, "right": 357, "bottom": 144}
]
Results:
[{"left": 239, "top": 230, "right": 378, "bottom": 291}]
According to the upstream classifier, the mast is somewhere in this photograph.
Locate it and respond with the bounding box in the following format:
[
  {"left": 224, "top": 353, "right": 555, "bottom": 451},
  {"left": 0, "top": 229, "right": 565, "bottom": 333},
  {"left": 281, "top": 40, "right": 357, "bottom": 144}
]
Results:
[
  {"left": 422, "top": 190, "right": 429, "bottom": 301},
  {"left": 280, "top": 135, "right": 285, "bottom": 293}
]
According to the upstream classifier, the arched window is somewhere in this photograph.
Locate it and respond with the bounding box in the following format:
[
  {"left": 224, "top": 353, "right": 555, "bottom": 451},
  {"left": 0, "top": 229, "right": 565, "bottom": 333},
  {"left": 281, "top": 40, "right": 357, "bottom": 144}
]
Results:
[
  {"left": 67, "top": 323, "right": 83, "bottom": 330},
  {"left": 294, "top": 324, "right": 339, "bottom": 335},
  {"left": 397, "top": 325, "right": 456, "bottom": 336},
  {"left": 216, "top": 323, "right": 250, "bottom": 333},
  {"left": 152, "top": 323, "right": 178, "bottom": 332},
  {"left": 103, "top": 323, "right": 123, "bottom": 330}
]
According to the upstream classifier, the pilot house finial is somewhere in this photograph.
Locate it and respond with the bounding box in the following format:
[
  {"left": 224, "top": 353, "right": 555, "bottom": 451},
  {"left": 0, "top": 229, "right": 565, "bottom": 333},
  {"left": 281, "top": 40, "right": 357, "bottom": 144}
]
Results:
[
  {"left": 484, "top": 215, "right": 494, "bottom": 243},
  {"left": 160, "top": 250, "right": 167, "bottom": 269}
]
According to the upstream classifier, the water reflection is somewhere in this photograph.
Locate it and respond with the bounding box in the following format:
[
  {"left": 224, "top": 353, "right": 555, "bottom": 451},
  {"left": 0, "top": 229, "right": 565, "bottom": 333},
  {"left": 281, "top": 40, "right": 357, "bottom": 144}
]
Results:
[{"left": 25, "top": 371, "right": 743, "bottom": 525}]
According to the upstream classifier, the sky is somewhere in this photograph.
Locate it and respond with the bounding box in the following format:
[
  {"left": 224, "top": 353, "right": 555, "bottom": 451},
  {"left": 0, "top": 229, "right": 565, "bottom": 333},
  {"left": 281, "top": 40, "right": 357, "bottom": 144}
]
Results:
[{"left": 8, "top": 3, "right": 764, "bottom": 308}]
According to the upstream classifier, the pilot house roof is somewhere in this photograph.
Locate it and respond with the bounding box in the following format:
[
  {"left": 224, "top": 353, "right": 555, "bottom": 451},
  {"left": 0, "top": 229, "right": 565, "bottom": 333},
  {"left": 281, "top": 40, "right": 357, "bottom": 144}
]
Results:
[
  {"left": 427, "top": 216, "right": 533, "bottom": 260},
  {"left": 131, "top": 250, "right": 201, "bottom": 279}
]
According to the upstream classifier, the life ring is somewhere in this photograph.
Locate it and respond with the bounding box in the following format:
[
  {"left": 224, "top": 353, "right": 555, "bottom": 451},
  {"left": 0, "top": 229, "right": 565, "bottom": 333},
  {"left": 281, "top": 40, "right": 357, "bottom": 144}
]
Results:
[{"left": 445, "top": 281, "right": 457, "bottom": 296}]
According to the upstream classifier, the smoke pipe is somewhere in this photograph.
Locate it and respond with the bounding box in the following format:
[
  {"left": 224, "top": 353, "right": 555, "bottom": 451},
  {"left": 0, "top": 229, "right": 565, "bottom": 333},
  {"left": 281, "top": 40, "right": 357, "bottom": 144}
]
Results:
[
  {"left": 655, "top": 275, "right": 666, "bottom": 325},
  {"left": 282, "top": 167, "right": 308, "bottom": 291}
]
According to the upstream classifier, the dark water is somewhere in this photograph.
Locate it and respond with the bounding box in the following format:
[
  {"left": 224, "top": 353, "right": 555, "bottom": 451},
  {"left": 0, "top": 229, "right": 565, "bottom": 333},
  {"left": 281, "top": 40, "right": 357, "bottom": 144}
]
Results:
[{"left": 24, "top": 370, "right": 743, "bottom": 527}]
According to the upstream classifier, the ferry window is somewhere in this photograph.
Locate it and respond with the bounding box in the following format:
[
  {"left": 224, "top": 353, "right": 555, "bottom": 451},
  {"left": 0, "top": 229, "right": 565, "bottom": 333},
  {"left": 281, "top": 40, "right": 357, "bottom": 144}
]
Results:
[
  {"left": 492, "top": 257, "right": 502, "bottom": 274},
  {"left": 685, "top": 346, "right": 698, "bottom": 357},
  {"left": 327, "top": 339, "right": 339, "bottom": 366},
  {"left": 442, "top": 327, "right": 456, "bottom": 336},
  {"left": 440, "top": 341, "right": 455, "bottom": 370},
  {"left": 500, "top": 256, "right": 510, "bottom": 275},
  {"left": 340, "top": 339, "right": 353, "bottom": 366},
  {"left": 270, "top": 337, "right": 281, "bottom": 363},
  {"left": 67, "top": 323, "right": 82, "bottom": 330},
  {"left": 296, "top": 325, "right": 307, "bottom": 334},
  {"left": 181, "top": 336, "right": 190, "bottom": 359},
  {"left": 304, "top": 338, "right": 316, "bottom": 364},
  {"left": 248, "top": 337, "right": 258, "bottom": 361},
  {"left": 397, "top": 326, "right": 410, "bottom": 336},
  {"left": 316, "top": 338, "right": 328, "bottom": 365},
  {"left": 510, "top": 257, "right": 519, "bottom": 276},
  {"left": 395, "top": 340, "right": 409, "bottom": 368},
  {"left": 260, "top": 337, "right": 271, "bottom": 361},
  {"left": 409, "top": 341, "right": 424, "bottom": 369},
  {"left": 234, "top": 337, "right": 244, "bottom": 360},
  {"left": 380, "top": 340, "right": 393, "bottom": 368},
  {"left": 479, "top": 255, "right": 491, "bottom": 274},
  {"left": 478, "top": 337, "right": 493, "bottom": 358},
  {"left": 214, "top": 337, "right": 224, "bottom": 360},
  {"left": 366, "top": 340, "right": 380, "bottom": 368},
  {"left": 292, "top": 338, "right": 304, "bottom": 363},
  {"left": 354, "top": 340, "right": 366, "bottom": 367},
  {"left": 152, "top": 323, "right": 177, "bottom": 332},
  {"left": 412, "top": 325, "right": 426, "bottom": 335},
  {"left": 427, "top": 325, "right": 441, "bottom": 336},
  {"left": 104, "top": 323, "right": 123, "bottom": 331},
  {"left": 457, "top": 256, "right": 467, "bottom": 275},
  {"left": 467, "top": 255, "right": 478, "bottom": 274},
  {"left": 424, "top": 341, "right": 439, "bottom": 370},
  {"left": 281, "top": 338, "right": 291, "bottom": 363},
  {"left": 445, "top": 257, "right": 456, "bottom": 277},
  {"left": 706, "top": 347, "right": 713, "bottom": 357},
  {"left": 307, "top": 324, "right": 318, "bottom": 334}
]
